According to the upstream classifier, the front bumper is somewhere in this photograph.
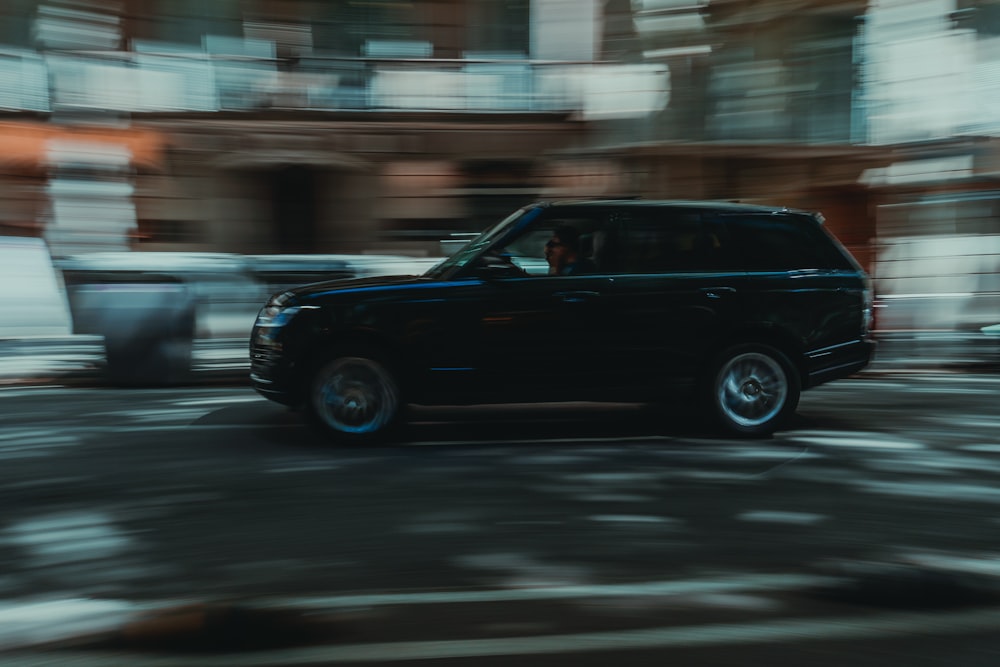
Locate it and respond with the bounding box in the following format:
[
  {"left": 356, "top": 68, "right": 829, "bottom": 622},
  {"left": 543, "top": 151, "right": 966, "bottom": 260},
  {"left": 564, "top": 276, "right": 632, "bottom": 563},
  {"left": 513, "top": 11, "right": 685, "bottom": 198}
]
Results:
[{"left": 249, "top": 331, "right": 304, "bottom": 406}]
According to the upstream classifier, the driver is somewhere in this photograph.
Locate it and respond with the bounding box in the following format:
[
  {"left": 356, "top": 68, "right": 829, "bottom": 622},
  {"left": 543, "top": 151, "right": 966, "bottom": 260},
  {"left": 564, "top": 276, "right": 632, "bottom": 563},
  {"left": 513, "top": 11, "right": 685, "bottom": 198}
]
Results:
[{"left": 545, "top": 225, "right": 597, "bottom": 276}]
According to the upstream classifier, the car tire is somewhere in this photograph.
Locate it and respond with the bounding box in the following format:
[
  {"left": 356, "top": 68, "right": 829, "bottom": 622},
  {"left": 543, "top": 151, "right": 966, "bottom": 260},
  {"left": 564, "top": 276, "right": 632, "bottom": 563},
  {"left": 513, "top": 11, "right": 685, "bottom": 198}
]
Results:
[
  {"left": 307, "top": 349, "right": 403, "bottom": 444},
  {"left": 704, "top": 343, "right": 800, "bottom": 437}
]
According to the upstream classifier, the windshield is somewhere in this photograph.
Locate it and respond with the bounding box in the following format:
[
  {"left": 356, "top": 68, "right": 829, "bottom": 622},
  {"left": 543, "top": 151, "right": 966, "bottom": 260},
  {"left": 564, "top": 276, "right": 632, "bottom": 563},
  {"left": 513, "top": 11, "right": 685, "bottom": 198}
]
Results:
[{"left": 422, "top": 206, "right": 541, "bottom": 279}]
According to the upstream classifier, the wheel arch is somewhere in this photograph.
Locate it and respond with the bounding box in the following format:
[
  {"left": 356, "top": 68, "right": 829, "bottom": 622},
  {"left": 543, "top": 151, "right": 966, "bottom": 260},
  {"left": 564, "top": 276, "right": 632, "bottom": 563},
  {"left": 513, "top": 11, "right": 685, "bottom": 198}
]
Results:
[
  {"left": 302, "top": 330, "right": 408, "bottom": 444},
  {"left": 307, "top": 328, "right": 410, "bottom": 385},
  {"left": 701, "top": 325, "right": 807, "bottom": 387},
  {"left": 698, "top": 331, "right": 803, "bottom": 437}
]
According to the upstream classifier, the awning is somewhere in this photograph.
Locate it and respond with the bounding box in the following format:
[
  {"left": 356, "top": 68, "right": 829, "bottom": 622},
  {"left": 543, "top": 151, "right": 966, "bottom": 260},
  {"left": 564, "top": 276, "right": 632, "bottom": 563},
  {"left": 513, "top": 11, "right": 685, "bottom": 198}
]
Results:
[{"left": 0, "top": 121, "right": 167, "bottom": 175}]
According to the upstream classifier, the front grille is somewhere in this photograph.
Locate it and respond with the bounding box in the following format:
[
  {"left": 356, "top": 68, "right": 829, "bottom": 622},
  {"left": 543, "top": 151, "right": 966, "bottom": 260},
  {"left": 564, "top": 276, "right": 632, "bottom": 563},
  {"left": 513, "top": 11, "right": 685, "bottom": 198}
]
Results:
[{"left": 250, "top": 342, "right": 282, "bottom": 372}]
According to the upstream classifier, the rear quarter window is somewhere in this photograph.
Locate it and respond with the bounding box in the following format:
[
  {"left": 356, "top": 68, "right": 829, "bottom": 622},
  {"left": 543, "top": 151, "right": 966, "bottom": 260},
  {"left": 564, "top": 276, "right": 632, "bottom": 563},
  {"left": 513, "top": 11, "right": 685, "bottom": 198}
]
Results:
[{"left": 720, "top": 214, "right": 854, "bottom": 271}]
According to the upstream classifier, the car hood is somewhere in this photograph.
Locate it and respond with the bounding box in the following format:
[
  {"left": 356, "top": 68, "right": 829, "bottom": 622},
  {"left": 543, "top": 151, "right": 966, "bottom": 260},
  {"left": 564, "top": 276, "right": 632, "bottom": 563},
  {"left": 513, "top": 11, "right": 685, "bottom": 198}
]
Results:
[{"left": 286, "top": 274, "right": 434, "bottom": 302}]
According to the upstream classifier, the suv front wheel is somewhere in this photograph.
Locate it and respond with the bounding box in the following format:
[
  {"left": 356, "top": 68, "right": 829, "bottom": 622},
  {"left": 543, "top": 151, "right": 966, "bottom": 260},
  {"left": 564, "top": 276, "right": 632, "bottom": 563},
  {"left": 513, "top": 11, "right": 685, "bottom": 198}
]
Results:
[
  {"left": 705, "top": 343, "right": 800, "bottom": 437},
  {"left": 307, "top": 350, "right": 403, "bottom": 444}
]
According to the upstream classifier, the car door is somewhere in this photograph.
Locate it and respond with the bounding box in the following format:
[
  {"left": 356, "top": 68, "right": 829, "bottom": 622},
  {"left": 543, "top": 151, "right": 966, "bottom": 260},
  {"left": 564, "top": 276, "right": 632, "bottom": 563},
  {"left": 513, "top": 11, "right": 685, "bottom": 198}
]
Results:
[
  {"left": 472, "top": 272, "right": 616, "bottom": 400},
  {"left": 599, "top": 209, "right": 746, "bottom": 396},
  {"left": 443, "top": 211, "right": 618, "bottom": 402}
]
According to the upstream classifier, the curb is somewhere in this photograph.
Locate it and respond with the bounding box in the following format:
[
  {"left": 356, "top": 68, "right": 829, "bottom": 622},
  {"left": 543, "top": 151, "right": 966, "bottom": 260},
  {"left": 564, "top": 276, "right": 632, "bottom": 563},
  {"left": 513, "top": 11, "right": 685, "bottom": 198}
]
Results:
[
  {"left": 107, "top": 602, "right": 338, "bottom": 653},
  {"left": 0, "top": 599, "right": 342, "bottom": 654},
  {"left": 7, "top": 561, "right": 1000, "bottom": 658}
]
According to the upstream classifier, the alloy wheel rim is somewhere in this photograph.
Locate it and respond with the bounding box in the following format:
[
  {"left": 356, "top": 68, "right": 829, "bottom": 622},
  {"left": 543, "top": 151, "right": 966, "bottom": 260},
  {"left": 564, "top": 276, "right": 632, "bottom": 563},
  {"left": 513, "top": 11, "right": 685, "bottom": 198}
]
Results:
[
  {"left": 716, "top": 352, "right": 788, "bottom": 427},
  {"left": 314, "top": 357, "right": 398, "bottom": 434}
]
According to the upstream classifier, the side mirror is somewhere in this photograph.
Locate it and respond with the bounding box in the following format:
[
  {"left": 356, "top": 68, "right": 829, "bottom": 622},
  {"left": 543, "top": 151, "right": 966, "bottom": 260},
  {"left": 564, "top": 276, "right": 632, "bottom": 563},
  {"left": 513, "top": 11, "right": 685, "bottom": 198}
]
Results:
[{"left": 475, "top": 254, "right": 526, "bottom": 279}]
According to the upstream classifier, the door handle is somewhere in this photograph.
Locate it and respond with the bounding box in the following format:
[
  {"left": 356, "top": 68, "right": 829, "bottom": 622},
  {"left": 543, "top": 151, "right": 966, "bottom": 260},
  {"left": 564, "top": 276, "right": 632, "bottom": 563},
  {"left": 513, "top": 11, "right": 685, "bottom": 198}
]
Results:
[
  {"left": 553, "top": 290, "right": 601, "bottom": 303},
  {"left": 701, "top": 287, "right": 736, "bottom": 299}
]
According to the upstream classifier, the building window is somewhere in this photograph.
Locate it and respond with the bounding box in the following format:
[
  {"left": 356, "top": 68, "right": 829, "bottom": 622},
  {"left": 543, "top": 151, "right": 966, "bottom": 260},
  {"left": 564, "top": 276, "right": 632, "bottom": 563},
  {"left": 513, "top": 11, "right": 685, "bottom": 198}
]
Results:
[
  {"left": 0, "top": 0, "right": 36, "bottom": 48},
  {"left": 135, "top": 218, "right": 201, "bottom": 244},
  {"left": 310, "top": 1, "right": 420, "bottom": 56},
  {"left": 467, "top": 0, "right": 529, "bottom": 56},
  {"left": 124, "top": 0, "right": 242, "bottom": 46}
]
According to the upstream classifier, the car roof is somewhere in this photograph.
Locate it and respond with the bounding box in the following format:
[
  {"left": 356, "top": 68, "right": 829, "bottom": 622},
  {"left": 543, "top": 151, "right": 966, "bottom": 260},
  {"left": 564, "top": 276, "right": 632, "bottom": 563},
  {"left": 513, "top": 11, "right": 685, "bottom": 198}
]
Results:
[{"left": 541, "top": 199, "right": 811, "bottom": 216}]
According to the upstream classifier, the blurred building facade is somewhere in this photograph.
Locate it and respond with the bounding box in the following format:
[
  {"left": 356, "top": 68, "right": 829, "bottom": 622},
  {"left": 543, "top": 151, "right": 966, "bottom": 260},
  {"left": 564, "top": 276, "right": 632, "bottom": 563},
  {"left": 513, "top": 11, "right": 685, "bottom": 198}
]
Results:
[{"left": 0, "top": 0, "right": 998, "bottom": 331}]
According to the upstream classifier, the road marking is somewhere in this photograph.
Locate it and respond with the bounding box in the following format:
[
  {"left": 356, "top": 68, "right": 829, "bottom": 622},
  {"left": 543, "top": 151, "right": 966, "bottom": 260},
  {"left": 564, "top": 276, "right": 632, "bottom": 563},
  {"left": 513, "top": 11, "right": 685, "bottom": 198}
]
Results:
[
  {"left": 0, "top": 598, "right": 153, "bottom": 651},
  {"left": 856, "top": 479, "right": 1000, "bottom": 502},
  {"left": 899, "top": 551, "right": 1000, "bottom": 577},
  {"left": 1, "top": 513, "right": 141, "bottom": 590},
  {"left": 266, "top": 573, "right": 835, "bottom": 609},
  {"left": 736, "top": 511, "right": 828, "bottom": 525},
  {"left": 171, "top": 397, "right": 264, "bottom": 406},
  {"left": 791, "top": 431, "right": 925, "bottom": 450},
  {"left": 0, "top": 386, "right": 76, "bottom": 396},
  {"left": 962, "top": 443, "right": 1000, "bottom": 452},
  {"left": 588, "top": 514, "right": 677, "bottom": 524},
  {"left": 408, "top": 438, "right": 665, "bottom": 447}
]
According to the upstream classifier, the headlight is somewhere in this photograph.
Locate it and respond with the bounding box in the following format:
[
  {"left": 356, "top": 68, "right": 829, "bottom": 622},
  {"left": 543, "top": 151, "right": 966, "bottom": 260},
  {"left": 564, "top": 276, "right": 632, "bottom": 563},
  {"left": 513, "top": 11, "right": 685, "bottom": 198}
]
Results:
[
  {"left": 256, "top": 304, "right": 301, "bottom": 328},
  {"left": 255, "top": 292, "right": 301, "bottom": 328}
]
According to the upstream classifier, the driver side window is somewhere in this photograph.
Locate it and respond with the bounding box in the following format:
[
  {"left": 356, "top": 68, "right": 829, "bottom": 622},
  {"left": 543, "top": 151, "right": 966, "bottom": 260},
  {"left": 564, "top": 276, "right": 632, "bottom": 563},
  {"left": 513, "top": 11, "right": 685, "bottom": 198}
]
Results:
[
  {"left": 492, "top": 214, "right": 607, "bottom": 277},
  {"left": 500, "top": 228, "right": 552, "bottom": 276}
]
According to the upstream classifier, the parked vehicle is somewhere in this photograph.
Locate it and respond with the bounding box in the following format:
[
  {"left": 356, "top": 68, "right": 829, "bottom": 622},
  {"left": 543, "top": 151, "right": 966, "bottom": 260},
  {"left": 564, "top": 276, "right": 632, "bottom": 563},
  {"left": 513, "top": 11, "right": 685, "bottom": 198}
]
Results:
[
  {"left": 0, "top": 236, "right": 103, "bottom": 383},
  {"left": 0, "top": 236, "right": 77, "bottom": 338},
  {"left": 250, "top": 200, "right": 876, "bottom": 442},
  {"left": 56, "top": 252, "right": 440, "bottom": 386}
]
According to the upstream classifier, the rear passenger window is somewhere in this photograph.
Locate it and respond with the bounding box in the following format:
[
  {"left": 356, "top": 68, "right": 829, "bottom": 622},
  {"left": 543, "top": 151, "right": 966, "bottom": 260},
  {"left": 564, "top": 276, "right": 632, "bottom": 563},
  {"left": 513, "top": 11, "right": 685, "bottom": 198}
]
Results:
[
  {"left": 617, "top": 212, "right": 717, "bottom": 274},
  {"left": 721, "top": 214, "right": 849, "bottom": 271}
]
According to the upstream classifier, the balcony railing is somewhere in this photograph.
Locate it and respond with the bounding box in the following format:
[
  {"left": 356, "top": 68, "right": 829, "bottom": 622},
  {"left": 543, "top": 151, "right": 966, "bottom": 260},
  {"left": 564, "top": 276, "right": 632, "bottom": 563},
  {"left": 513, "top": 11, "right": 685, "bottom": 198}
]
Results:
[{"left": 0, "top": 45, "right": 669, "bottom": 119}]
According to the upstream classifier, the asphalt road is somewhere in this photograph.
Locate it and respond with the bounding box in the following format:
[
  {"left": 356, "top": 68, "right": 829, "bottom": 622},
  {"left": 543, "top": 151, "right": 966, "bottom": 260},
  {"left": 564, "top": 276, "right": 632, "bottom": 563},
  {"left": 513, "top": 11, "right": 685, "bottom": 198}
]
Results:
[{"left": 1, "top": 369, "right": 1000, "bottom": 665}]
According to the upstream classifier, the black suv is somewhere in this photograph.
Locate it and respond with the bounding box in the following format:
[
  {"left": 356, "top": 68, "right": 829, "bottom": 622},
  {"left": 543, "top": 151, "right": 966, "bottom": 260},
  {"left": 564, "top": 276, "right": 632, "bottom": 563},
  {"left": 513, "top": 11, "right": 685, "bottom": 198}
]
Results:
[{"left": 250, "top": 200, "right": 875, "bottom": 442}]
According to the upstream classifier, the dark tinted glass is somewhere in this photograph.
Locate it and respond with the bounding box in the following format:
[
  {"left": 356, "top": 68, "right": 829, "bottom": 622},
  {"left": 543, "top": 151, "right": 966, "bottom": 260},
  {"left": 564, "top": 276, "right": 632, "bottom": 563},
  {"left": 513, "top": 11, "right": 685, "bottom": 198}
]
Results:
[
  {"left": 615, "top": 211, "right": 722, "bottom": 274},
  {"left": 720, "top": 214, "right": 852, "bottom": 271}
]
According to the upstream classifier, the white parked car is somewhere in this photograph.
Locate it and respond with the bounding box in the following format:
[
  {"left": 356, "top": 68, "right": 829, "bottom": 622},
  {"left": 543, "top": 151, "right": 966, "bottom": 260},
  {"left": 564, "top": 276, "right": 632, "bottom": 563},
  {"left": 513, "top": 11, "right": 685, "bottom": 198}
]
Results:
[{"left": 0, "top": 236, "right": 103, "bottom": 382}]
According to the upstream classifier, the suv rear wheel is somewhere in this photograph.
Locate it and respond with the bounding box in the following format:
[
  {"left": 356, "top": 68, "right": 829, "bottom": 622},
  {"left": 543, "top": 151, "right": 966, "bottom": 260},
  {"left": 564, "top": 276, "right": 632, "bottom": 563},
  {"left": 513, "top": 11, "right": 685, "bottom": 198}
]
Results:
[
  {"left": 706, "top": 343, "right": 800, "bottom": 437},
  {"left": 307, "top": 350, "right": 402, "bottom": 444}
]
